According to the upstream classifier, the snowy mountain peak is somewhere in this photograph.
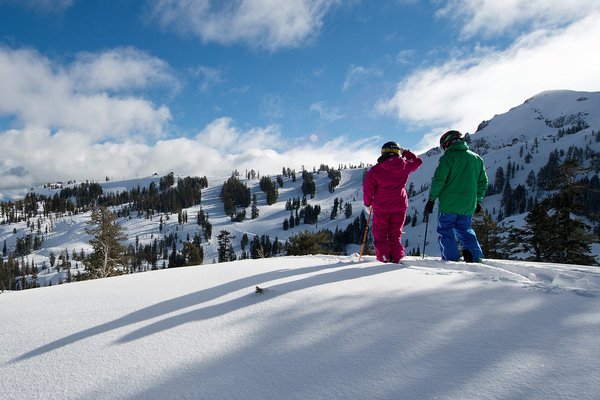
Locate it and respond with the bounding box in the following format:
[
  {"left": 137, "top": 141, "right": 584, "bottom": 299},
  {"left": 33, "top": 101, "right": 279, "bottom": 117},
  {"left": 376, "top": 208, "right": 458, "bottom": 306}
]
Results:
[{"left": 473, "top": 90, "right": 599, "bottom": 150}]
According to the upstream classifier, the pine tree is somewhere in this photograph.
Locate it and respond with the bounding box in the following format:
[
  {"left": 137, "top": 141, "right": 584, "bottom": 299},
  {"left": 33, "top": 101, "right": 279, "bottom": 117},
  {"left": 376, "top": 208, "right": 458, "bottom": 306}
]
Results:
[
  {"left": 501, "top": 175, "right": 514, "bottom": 217},
  {"left": 544, "top": 160, "right": 596, "bottom": 264},
  {"left": 537, "top": 150, "right": 561, "bottom": 191},
  {"left": 344, "top": 202, "right": 353, "bottom": 219},
  {"left": 273, "top": 237, "right": 281, "bottom": 255},
  {"left": 251, "top": 194, "right": 259, "bottom": 219},
  {"left": 511, "top": 161, "right": 597, "bottom": 265},
  {"left": 472, "top": 212, "right": 505, "bottom": 259},
  {"left": 217, "top": 230, "right": 236, "bottom": 263},
  {"left": 551, "top": 211, "right": 596, "bottom": 265},
  {"left": 494, "top": 167, "right": 505, "bottom": 194},
  {"left": 526, "top": 170, "right": 536, "bottom": 188},
  {"left": 328, "top": 169, "right": 341, "bottom": 192},
  {"left": 251, "top": 235, "right": 272, "bottom": 259},
  {"left": 508, "top": 202, "right": 552, "bottom": 261},
  {"left": 84, "top": 206, "right": 128, "bottom": 279},
  {"left": 330, "top": 198, "right": 339, "bottom": 220},
  {"left": 301, "top": 171, "right": 316, "bottom": 198},
  {"left": 241, "top": 233, "right": 249, "bottom": 251},
  {"left": 259, "top": 176, "right": 278, "bottom": 205},
  {"left": 220, "top": 175, "right": 251, "bottom": 216},
  {"left": 182, "top": 242, "right": 203, "bottom": 266},
  {"left": 287, "top": 230, "right": 335, "bottom": 256},
  {"left": 204, "top": 221, "right": 212, "bottom": 241},
  {"left": 513, "top": 184, "right": 527, "bottom": 214}
]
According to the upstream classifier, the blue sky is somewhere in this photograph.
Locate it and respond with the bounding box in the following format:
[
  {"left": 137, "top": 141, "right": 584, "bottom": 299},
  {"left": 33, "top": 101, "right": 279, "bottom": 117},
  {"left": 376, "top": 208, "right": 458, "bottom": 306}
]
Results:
[{"left": 1, "top": 0, "right": 600, "bottom": 197}]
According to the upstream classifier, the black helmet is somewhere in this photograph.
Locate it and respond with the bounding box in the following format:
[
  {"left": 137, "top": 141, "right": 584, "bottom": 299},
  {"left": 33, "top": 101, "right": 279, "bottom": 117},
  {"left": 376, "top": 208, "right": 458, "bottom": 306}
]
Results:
[
  {"left": 439, "top": 130, "right": 463, "bottom": 150},
  {"left": 381, "top": 141, "right": 402, "bottom": 156}
]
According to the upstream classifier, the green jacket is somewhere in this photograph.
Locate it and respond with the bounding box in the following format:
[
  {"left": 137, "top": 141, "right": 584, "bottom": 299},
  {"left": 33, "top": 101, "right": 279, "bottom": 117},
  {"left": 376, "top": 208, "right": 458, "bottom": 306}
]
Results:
[{"left": 428, "top": 141, "right": 488, "bottom": 215}]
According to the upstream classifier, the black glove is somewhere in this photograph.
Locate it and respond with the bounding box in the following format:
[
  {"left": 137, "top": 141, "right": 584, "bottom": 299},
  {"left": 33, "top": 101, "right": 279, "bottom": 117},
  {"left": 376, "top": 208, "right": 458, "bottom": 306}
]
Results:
[
  {"left": 475, "top": 202, "right": 482, "bottom": 213},
  {"left": 424, "top": 200, "right": 434, "bottom": 214}
]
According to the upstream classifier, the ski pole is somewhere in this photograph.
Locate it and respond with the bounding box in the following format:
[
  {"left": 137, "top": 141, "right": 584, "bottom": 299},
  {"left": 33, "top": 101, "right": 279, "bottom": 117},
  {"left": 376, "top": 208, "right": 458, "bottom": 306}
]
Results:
[
  {"left": 422, "top": 213, "right": 429, "bottom": 259},
  {"left": 359, "top": 206, "right": 373, "bottom": 261}
]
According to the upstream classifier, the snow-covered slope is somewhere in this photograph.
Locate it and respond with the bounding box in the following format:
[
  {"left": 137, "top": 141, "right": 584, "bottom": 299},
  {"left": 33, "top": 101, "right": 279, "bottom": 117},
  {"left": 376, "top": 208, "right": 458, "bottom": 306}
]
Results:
[
  {"left": 2, "top": 255, "right": 600, "bottom": 400},
  {"left": 1, "top": 166, "right": 374, "bottom": 285},
  {"left": 403, "top": 90, "right": 600, "bottom": 257},
  {"left": 1, "top": 90, "right": 599, "bottom": 289},
  {"left": 477, "top": 90, "right": 600, "bottom": 146}
]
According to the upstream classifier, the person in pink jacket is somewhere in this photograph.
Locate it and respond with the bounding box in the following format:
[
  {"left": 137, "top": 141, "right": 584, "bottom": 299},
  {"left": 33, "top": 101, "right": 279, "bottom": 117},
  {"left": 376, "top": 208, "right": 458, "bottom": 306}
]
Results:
[{"left": 363, "top": 141, "right": 423, "bottom": 263}]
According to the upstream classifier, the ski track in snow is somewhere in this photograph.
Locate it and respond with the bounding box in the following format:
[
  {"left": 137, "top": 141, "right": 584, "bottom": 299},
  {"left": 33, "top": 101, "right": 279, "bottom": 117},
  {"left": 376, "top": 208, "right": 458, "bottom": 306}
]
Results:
[{"left": 366, "top": 256, "right": 600, "bottom": 298}]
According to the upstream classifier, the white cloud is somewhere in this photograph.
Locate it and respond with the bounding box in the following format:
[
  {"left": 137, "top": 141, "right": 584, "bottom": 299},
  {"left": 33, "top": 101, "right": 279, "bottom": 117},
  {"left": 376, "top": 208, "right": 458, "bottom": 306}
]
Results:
[
  {"left": 0, "top": 46, "right": 173, "bottom": 140},
  {"left": 70, "top": 47, "right": 179, "bottom": 93},
  {"left": 260, "top": 95, "right": 285, "bottom": 119},
  {"left": 192, "top": 65, "right": 224, "bottom": 91},
  {"left": 438, "top": 0, "right": 600, "bottom": 38},
  {"left": 0, "top": 120, "right": 379, "bottom": 195},
  {"left": 309, "top": 102, "right": 345, "bottom": 121},
  {"left": 195, "top": 117, "right": 241, "bottom": 150},
  {"left": 196, "top": 117, "right": 283, "bottom": 152},
  {"left": 396, "top": 49, "right": 415, "bottom": 65},
  {"left": 342, "top": 65, "right": 383, "bottom": 91},
  {"left": 378, "top": 12, "right": 600, "bottom": 152},
  {"left": 147, "top": 0, "right": 341, "bottom": 51}
]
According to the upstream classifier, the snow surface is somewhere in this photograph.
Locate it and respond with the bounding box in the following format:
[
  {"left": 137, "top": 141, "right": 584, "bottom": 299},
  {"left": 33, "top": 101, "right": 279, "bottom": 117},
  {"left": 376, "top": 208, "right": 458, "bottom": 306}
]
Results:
[{"left": 2, "top": 255, "right": 600, "bottom": 400}]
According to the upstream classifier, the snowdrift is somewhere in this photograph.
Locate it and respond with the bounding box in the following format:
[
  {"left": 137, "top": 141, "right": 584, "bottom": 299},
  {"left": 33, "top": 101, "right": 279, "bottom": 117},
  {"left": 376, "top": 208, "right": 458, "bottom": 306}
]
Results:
[{"left": 2, "top": 255, "right": 600, "bottom": 400}]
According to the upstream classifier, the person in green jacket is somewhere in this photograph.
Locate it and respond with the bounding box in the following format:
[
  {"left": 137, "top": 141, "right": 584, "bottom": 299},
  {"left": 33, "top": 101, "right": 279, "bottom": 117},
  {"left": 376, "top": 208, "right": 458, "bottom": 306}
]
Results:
[{"left": 424, "top": 130, "right": 488, "bottom": 262}]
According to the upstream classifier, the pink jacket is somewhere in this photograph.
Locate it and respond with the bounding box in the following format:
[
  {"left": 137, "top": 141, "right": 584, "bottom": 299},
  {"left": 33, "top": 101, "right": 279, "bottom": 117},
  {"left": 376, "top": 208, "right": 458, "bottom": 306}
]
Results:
[{"left": 363, "top": 150, "right": 423, "bottom": 213}]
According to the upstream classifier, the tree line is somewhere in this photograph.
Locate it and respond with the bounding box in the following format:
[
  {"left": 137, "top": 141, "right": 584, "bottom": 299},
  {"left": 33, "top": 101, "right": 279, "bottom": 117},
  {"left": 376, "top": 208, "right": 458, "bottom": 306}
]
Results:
[
  {"left": 0, "top": 173, "right": 208, "bottom": 225},
  {"left": 474, "top": 159, "right": 598, "bottom": 265}
]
